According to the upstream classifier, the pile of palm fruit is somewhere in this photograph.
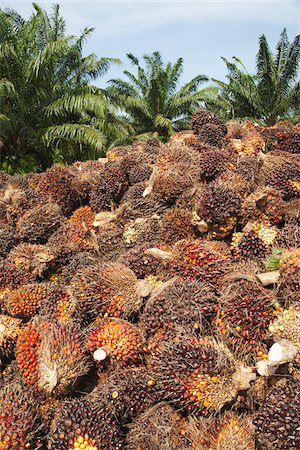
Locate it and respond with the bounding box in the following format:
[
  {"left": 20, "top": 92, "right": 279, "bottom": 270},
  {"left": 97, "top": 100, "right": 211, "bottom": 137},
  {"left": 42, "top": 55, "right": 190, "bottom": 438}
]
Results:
[{"left": 0, "top": 110, "right": 299, "bottom": 449}]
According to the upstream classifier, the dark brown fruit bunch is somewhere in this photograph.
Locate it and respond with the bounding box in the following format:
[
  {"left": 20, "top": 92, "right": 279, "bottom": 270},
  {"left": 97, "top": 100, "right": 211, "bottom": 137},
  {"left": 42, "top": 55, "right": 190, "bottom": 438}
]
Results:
[
  {"left": 266, "top": 162, "right": 300, "bottom": 200},
  {"left": 199, "top": 147, "right": 233, "bottom": 181},
  {"left": 16, "top": 202, "right": 64, "bottom": 243},
  {"left": 48, "top": 398, "right": 124, "bottom": 449},
  {"left": 253, "top": 378, "right": 300, "bottom": 450},
  {"left": 0, "top": 382, "right": 41, "bottom": 450},
  {"left": 68, "top": 160, "right": 104, "bottom": 202},
  {"left": 191, "top": 109, "right": 227, "bottom": 135},
  {"left": 241, "top": 187, "right": 284, "bottom": 226},
  {"left": 274, "top": 224, "right": 300, "bottom": 249},
  {"left": 277, "top": 130, "right": 300, "bottom": 154},
  {"left": 197, "top": 122, "right": 227, "bottom": 147},
  {"left": 118, "top": 244, "right": 162, "bottom": 279},
  {"left": 29, "top": 165, "right": 78, "bottom": 215},
  {"left": 0, "top": 223, "right": 18, "bottom": 257},
  {"left": 40, "top": 285, "right": 78, "bottom": 325},
  {"left": 141, "top": 279, "right": 217, "bottom": 339},
  {"left": 90, "top": 367, "right": 158, "bottom": 424},
  {"left": 217, "top": 278, "right": 280, "bottom": 361},
  {"left": 232, "top": 230, "right": 270, "bottom": 260}
]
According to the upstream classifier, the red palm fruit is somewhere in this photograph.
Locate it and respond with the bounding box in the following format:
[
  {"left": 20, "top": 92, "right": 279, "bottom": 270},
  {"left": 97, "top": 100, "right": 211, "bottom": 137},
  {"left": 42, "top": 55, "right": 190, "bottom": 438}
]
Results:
[
  {"left": 217, "top": 278, "right": 281, "bottom": 361},
  {"left": 148, "top": 336, "right": 255, "bottom": 414},
  {"left": 16, "top": 202, "right": 64, "bottom": 243},
  {"left": 0, "top": 382, "right": 41, "bottom": 450},
  {"left": 15, "top": 319, "right": 50, "bottom": 385},
  {"left": 125, "top": 403, "right": 189, "bottom": 450},
  {"left": 38, "top": 323, "right": 90, "bottom": 396},
  {"left": 69, "top": 205, "right": 96, "bottom": 230},
  {"left": 253, "top": 378, "right": 300, "bottom": 450},
  {"left": 6, "top": 282, "right": 49, "bottom": 320},
  {"left": 0, "top": 315, "right": 22, "bottom": 360},
  {"left": 86, "top": 318, "right": 145, "bottom": 374},
  {"left": 47, "top": 398, "right": 124, "bottom": 450},
  {"left": 89, "top": 367, "right": 159, "bottom": 425},
  {"left": 8, "top": 243, "right": 56, "bottom": 277}
]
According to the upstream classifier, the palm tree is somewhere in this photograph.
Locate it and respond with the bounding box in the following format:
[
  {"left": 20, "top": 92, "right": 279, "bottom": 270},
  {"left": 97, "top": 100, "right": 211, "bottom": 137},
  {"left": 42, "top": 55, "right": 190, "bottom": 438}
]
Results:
[
  {"left": 107, "top": 51, "right": 210, "bottom": 138},
  {"left": 207, "top": 29, "right": 300, "bottom": 125},
  {"left": 0, "top": 3, "right": 121, "bottom": 172}
]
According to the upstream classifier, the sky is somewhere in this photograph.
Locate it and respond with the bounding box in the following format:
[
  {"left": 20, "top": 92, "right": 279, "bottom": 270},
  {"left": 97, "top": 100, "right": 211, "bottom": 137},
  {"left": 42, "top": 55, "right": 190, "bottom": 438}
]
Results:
[{"left": 1, "top": 0, "right": 300, "bottom": 88}]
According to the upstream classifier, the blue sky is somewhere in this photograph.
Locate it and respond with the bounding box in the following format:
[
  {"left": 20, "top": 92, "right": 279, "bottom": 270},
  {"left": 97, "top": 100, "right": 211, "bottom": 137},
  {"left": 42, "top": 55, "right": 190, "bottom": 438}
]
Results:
[{"left": 1, "top": 1, "right": 300, "bottom": 88}]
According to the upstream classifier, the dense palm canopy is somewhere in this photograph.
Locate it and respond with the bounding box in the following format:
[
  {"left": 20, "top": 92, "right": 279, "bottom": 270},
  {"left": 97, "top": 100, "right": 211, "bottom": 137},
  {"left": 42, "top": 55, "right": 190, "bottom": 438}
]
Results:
[
  {"left": 0, "top": 3, "right": 122, "bottom": 172},
  {"left": 207, "top": 29, "right": 300, "bottom": 125},
  {"left": 107, "top": 51, "right": 211, "bottom": 138}
]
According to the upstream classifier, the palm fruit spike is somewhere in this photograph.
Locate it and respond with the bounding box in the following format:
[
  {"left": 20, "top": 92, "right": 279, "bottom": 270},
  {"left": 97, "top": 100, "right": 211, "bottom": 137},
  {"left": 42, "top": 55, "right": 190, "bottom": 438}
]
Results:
[
  {"left": 16, "top": 202, "right": 64, "bottom": 243},
  {"left": 86, "top": 318, "right": 145, "bottom": 374},
  {"left": 0, "top": 258, "right": 32, "bottom": 310},
  {"left": 71, "top": 262, "right": 143, "bottom": 320},
  {"left": 160, "top": 238, "right": 231, "bottom": 291},
  {"left": 240, "top": 187, "right": 284, "bottom": 226},
  {"left": 160, "top": 207, "right": 196, "bottom": 245},
  {"left": 89, "top": 367, "right": 158, "bottom": 425},
  {"left": 269, "top": 303, "right": 300, "bottom": 365},
  {"left": 8, "top": 243, "right": 56, "bottom": 277},
  {"left": 5, "top": 282, "right": 49, "bottom": 320},
  {"left": 0, "top": 382, "right": 41, "bottom": 450},
  {"left": 186, "top": 413, "right": 255, "bottom": 450},
  {"left": 0, "top": 315, "right": 22, "bottom": 360},
  {"left": 125, "top": 403, "right": 189, "bottom": 450},
  {"left": 69, "top": 205, "right": 96, "bottom": 230},
  {"left": 141, "top": 279, "right": 217, "bottom": 340},
  {"left": 198, "top": 182, "right": 241, "bottom": 238},
  {"left": 38, "top": 323, "right": 90, "bottom": 396},
  {"left": 29, "top": 164, "right": 78, "bottom": 215},
  {"left": 47, "top": 398, "right": 124, "bottom": 450},
  {"left": 15, "top": 319, "right": 50, "bottom": 385},
  {"left": 253, "top": 378, "right": 300, "bottom": 450},
  {"left": 265, "top": 162, "right": 300, "bottom": 200},
  {"left": 149, "top": 336, "right": 255, "bottom": 414},
  {"left": 217, "top": 278, "right": 281, "bottom": 361}
]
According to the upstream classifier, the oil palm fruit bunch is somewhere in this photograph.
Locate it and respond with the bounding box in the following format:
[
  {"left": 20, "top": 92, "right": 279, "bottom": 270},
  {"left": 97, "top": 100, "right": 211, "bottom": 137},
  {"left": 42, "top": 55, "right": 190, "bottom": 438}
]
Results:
[
  {"left": 96, "top": 224, "right": 126, "bottom": 261},
  {"left": 40, "top": 285, "right": 79, "bottom": 325},
  {"left": 226, "top": 121, "right": 250, "bottom": 139},
  {"left": 217, "top": 277, "right": 281, "bottom": 361},
  {"left": 191, "top": 109, "right": 227, "bottom": 139},
  {"left": 0, "top": 185, "right": 29, "bottom": 224},
  {"left": 60, "top": 252, "right": 98, "bottom": 284},
  {"left": 122, "top": 216, "right": 162, "bottom": 247},
  {"left": 253, "top": 378, "right": 300, "bottom": 450},
  {"left": 15, "top": 319, "right": 51, "bottom": 386},
  {"left": 86, "top": 318, "right": 145, "bottom": 375},
  {"left": 69, "top": 206, "right": 96, "bottom": 231},
  {"left": 276, "top": 248, "right": 300, "bottom": 306},
  {"left": 240, "top": 187, "right": 284, "bottom": 226},
  {"left": 274, "top": 223, "right": 300, "bottom": 249},
  {"left": 141, "top": 279, "right": 217, "bottom": 341},
  {"left": 89, "top": 161, "right": 129, "bottom": 212},
  {"left": 5, "top": 282, "right": 50, "bottom": 320},
  {"left": 161, "top": 238, "right": 231, "bottom": 291},
  {"left": 29, "top": 165, "right": 78, "bottom": 215},
  {"left": 149, "top": 336, "right": 255, "bottom": 414},
  {"left": 47, "top": 397, "right": 124, "bottom": 449},
  {"left": 186, "top": 413, "right": 255, "bottom": 450},
  {"left": 37, "top": 322, "right": 90, "bottom": 397},
  {"left": 0, "top": 381, "right": 42, "bottom": 450},
  {"left": 269, "top": 303, "right": 300, "bottom": 365},
  {"left": 160, "top": 207, "right": 196, "bottom": 245},
  {"left": 283, "top": 198, "right": 300, "bottom": 224},
  {"left": 0, "top": 315, "right": 22, "bottom": 360},
  {"left": 118, "top": 244, "right": 162, "bottom": 279},
  {"left": 125, "top": 402, "right": 189, "bottom": 450},
  {"left": 16, "top": 202, "right": 64, "bottom": 243},
  {"left": 70, "top": 262, "right": 143, "bottom": 320},
  {"left": 236, "top": 154, "right": 262, "bottom": 190},
  {"left": 68, "top": 160, "right": 104, "bottom": 203},
  {"left": 232, "top": 221, "right": 277, "bottom": 260},
  {"left": 277, "top": 130, "right": 300, "bottom": 154},
  {"left": 265, "top": 162, "right": 300, "bottom": 200},
  {"left": 198, "top": 146, "right": 234, "bottom": 181},
  {"left": 8, "top": 243, "right": 56, "bottom": 277},
  {"left": 198, "top": 182, "right": 241, "bottom": 238},
  {"left": 0, "top": 258, "right": 32, "bottom": 311},
  {"left": 197, "top": 122, "right": 227, "bottom": 147},
  {"left": 89, "top": 367, "right": 158, "bottom": 425},
  {"left": 0, "top": 223, "right": 18, "bottom": 257}
]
